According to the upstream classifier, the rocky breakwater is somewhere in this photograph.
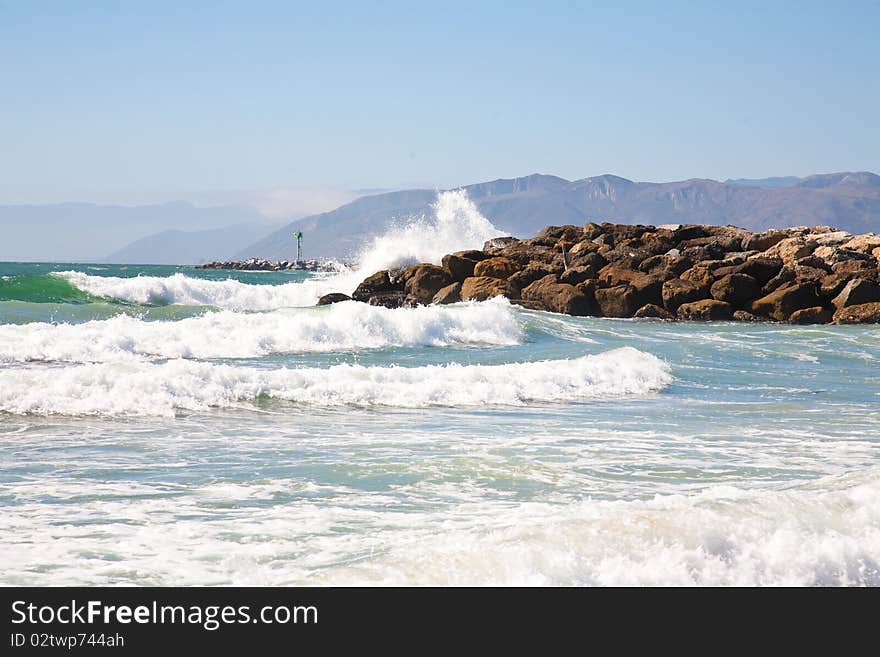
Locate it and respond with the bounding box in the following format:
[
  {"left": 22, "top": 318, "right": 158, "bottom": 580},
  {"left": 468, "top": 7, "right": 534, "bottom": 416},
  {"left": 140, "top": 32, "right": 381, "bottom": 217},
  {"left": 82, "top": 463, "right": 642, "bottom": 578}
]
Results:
[
  {"left": 197, "top": 258, "right": 339, "bottom": 272},
  {"left": 325, "top": 222, "right": 880, "bottom": 323}
]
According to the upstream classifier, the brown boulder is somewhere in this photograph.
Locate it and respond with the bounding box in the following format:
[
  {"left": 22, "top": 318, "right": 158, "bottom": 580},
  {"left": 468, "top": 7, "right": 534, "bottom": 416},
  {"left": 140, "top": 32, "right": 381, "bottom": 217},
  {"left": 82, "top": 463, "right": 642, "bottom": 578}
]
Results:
[
  {"left": 750, "top": 282, "right": 821, "bottom": 321},
  {"left": 677, "top": 299, "right": 734, "bottom": 320},
  {"left": 595, "top": 279, "right": 661, "bottom": 318},
  {"left": 638, "top": 254, "right": 693, "bottom": 280},
  {"left": 317, "top": 293, "right": 351, "bottom": 305},
  {"left": 352, "top": 270, "right": 400, "bottom": 302},
  {"left": 507, "top": 265, "right": 557, "bottom": 297},
  {"left": 831, "top": 278, "right": 880, "bottom": 309},
  {"left": 368, "top": 291, "right": 407, "bottom": 308},
  {"left": 559, "top": 265, "right": 598, "bottom": 286},
  {"left": 743, "top": 229, "right": 798, "bottom": 252},
  {"left": 461, "top": 276, "right": 508, "bottom": 301},
  {"left": 473, "top": 256, "right": 521, "bottom": 279},
  {"left": 833, "top": 302, "right": 880, "bottom": 324},
  {"left": 483, "top": 236, "right": 518, "bottom": 251},
  {"left": 842, "top": 234, "right": 880, "bottom": 254},
  {"left": 710, "top": 273, "right": 761, "bottom": 307},
  {"left": 442, "top": 251, "right": 488, "bottom": 281},
  {"left": 634, "top": 304, "right": 674, "bottom": 319},
  {"left": 432, "top": 282, "right": 462, "bottom": 305},
  {"left": 717, "top": 257, "right": 783, "bottom": 284},
  {"left": 789, "top": 306, "right": 833, "bottom": 325},
  {"left": 733, "top": 310, "right": 765, "bottom": 322},
  {"left": 403, "top": 264, "right": 454, "bottom": 304},
  {"left": 521, "top": 275, "right": 598, "bottom": 316},
  {"left": 762, "top": 236, "right": 818, "bottom": 266},
  {"left": 662, "top": 277, "right": 710, "bottom": 311}
]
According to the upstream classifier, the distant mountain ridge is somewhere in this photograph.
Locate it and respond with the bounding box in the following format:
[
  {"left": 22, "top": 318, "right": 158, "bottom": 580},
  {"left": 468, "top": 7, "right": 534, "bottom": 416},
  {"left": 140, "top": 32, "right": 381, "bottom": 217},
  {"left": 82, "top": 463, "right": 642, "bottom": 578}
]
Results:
[{"left": 239, "top": 171, "right": 880, "bottom": 261}]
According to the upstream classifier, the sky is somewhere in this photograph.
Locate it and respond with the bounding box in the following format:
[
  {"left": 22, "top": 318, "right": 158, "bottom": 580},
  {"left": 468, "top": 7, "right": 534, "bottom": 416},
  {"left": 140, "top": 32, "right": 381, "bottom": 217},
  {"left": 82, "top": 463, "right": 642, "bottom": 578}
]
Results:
[{"left": 1, "top": 0, "right": 878, "bottom": 210}]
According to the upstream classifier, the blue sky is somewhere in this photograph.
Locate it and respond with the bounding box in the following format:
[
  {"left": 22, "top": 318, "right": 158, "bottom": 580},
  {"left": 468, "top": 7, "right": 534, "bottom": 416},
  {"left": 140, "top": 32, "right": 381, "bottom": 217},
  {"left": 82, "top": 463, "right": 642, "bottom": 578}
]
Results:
[{"left": 1, "top": 0, "right": 878, "bottom": 205}]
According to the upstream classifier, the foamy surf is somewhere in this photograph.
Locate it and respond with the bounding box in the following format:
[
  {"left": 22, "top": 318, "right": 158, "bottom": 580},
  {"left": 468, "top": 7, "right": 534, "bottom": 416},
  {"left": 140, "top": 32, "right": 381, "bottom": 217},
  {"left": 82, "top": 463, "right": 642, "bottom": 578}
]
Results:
[
  {"left": 0, "top": 347, "right": 672, "bottom": 416},
  {"left": 0, "top": 298, "right": 522, "bottom": 363},
  {"left": 54, "top": 189, "right": 505, "bottom": 310}
]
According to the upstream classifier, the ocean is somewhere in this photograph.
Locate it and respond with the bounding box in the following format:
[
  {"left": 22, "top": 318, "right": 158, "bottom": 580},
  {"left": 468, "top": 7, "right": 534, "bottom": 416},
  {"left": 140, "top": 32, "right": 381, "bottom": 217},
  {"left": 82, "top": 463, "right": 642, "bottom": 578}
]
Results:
[{"left": 1, "top": 191, "right": 878, "bottom": 586}]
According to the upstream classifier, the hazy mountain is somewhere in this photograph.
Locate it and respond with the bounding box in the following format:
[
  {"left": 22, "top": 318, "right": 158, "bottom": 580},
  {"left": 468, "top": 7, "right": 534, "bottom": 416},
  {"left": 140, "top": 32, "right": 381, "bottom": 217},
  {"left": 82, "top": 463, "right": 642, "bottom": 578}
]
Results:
[
  {"left": 0, "top": 201, "right": 267, "bottom": 262},
  {"left": 105, "top": 222, "right": 275, "bottom": 265},
  {"left": 724, "top": 176, "right": 802, "bottom": 188},
  {"left": 239, "top": 171, "right": 880, "bottom": 261}
]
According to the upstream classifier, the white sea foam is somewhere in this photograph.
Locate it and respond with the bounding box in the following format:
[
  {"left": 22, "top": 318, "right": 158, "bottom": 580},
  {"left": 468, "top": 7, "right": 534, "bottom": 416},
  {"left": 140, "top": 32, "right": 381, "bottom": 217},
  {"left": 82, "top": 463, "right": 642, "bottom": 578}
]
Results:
[
  {"left": 0, "top": 298, "right": 522, "bottom": 363},
  {"left": 56, "top": 189, "right": 505, "bottom": 310},
  {"left": 0, "top": 347, "right": 671, "bottom": 416},
  {"left": 2, "top": 470, "right": 877, "bottom": 586},
  {"left": 54, "top": 270, "right": 331, "bottom": 311}
]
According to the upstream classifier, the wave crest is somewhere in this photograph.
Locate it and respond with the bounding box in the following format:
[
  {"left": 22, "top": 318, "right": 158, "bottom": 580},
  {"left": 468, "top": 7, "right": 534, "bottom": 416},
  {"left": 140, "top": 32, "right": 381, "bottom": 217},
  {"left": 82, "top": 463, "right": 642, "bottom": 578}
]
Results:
[{"left": 0, "top": 347, "right": 672, "bottom": 416}]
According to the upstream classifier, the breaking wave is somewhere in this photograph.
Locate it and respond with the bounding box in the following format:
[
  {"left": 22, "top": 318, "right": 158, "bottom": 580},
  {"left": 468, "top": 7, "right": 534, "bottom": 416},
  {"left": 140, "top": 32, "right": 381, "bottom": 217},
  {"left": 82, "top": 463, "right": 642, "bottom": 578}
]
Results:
[
  {"left": 0, "top": 298, "right": 522, "bottom": 363},
  {"left": 0, "top": 347, "right": 671, "bottom": 416}
]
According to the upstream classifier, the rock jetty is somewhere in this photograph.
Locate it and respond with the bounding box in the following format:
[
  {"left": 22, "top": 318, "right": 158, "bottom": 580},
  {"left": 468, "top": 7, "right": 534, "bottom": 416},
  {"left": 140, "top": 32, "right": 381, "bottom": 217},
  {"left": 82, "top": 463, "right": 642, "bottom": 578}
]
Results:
[
  {"left": 329, "top": 222, "right": 880, "bottom": 324},
  {"left": 197, "top": 258, "right": 340, "bottom": 272}
]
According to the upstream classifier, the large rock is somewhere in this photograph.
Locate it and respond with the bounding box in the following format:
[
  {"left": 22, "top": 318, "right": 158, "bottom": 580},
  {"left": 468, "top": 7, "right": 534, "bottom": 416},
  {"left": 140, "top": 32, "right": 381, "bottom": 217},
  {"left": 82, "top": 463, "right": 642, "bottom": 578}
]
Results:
[
  {"left": 442, "top": 250, "right": 489, "bottom": 281},
  {"left": 761, "top": 236, "right": 818, "bottom": 266},
  {"left": 368, "top": 291, "right": 407, "bottom": 308},
  {"left": 507, "top": 265, "right": 557, "bottom": 297},
  {"left": 789, "top": 306, "right": 833, "bottom": 324},
  {"left": 677, "top": 299, "right": 733, "bottom": 320},
  {"left": 710, "top": 273, "right": 761, "bottom": 307},
  {"left": 842, "top": 234, "right": 880, "bottom": 254},
  {"left": 596, "top": 275, "right": 662, "bottom": 317},
  {"left": 473, "top": 256, "right": 520, "bottom": 279},
  {"left": 717, "top": 257, "right": 783, "bottom": 284},
  {"left": 483, "top": 237, "right": 518, "bottom": 251},
  {"left": 662, "top": 277, "right": 710, "bottom": 311},
  {"left": 559, "top": 265, "right": 598, "bottom": 285},
  {"left": 833, "top": 302, "right": 880, "bottom": 324},
  {"left": 461, "top": 276, "right": 508, "bottom": 301},
  {"left": 352, "top": 270, "right": 399, "bottom": 302},
  {"left": 750, "top": 282, "right": 821, "bottom": 321},
  {"left": 743, "top": 228, "right": 797, "bottom": 252},
  {"left": 831, "top": 278, "right": 880, "bottom": 309},
  {"left": 634, "top": 303, "right": 673, "bottom": 319},
  {"left": 432, "top": 282, "right": 462, "bottom": 305},
  {"left": 403, "top": 264, "right": 454, "bottom": 304},
  {"left": 317, "top": 293, "right": 351, "bottom": 305},
  {"left": 521, "top": 275, "right": 597, "bottom": 316}
]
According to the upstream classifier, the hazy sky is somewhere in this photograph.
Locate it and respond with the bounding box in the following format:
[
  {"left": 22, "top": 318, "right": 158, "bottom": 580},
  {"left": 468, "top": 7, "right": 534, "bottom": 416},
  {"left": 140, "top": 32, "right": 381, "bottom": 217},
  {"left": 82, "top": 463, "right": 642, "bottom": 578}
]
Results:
[{"left": 1, "top": 0, "right": 878, "bottom": 205}]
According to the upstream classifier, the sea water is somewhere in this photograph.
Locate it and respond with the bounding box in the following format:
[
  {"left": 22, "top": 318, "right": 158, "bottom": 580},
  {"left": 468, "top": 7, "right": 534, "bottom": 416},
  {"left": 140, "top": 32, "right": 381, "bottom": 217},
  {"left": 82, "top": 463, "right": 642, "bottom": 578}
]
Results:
[{"left": 1, "top": 191, "right": 878, "bottom": 586}]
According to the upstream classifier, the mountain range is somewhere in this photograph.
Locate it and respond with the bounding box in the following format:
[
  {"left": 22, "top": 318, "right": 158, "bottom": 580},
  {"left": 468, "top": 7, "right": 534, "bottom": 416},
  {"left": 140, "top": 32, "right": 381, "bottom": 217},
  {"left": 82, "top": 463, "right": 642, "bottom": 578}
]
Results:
[
  {"left": 239, "top": 171, "right": 880, "bottom": 262},
  {"left": 2, "top": 172, "right": 879, "bottom": 263}
]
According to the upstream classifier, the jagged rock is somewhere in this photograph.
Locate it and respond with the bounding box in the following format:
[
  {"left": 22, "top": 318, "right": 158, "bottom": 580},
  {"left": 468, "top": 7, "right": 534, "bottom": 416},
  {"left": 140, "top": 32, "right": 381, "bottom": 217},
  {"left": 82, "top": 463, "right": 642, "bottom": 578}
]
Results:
[
  {"left": 662, "top": 277, "right": 709, "bottom": 311},
  {"left": 831, "top": 278, "right": 880, "bottom": 309},
  {"left": 559, "top": 265, "right": 598, "bottom": 285},
  {"left": 368, "top": 291, "right": 407, "bottom": 308},
  {"left": 317, "top": 293, "right": 351, "bottom": 305},
  {"left": 634, "top": 304, "right": 673, "bottom": 319},
  {"left": 819, "top": 273, "right": 851, "bottom": 298},
  {"left": 507, "top": 265, "right": 557, "bottom": 297},
  {"left": 521, "top": 275, "right": 597, "bottom": 315},
  {"left": 473, "top": 256, "right": 520, "bottom": 279},
  {"left": 718, "top": 257, "right": 783, "bottom": 284},
  {"left": 538, "top": 225, "right": 584, "bottom": 242},
  {"left": 733, "top": 310, "right": 765, "bottom": 322},
  {"left": 812, "top": 231, "right": 852, "bottom": 246},
  {"left": 710, "top": 274, "right": 761, "bottom": 307},
  {"left": 677, "top": 299, "right": 734, "bottom": 320},
  {"left": 461, "top": 276, "right": 508, "bottom": 301},
  {"left": 833, "top": 302, "right": 880, "bottom": 324},
  {"left": 442, "top": 250, "right": 489, "bottom": 281},
  {"left": 761, "top": 236, "right": 818, "bottom": 266},
  {"left": 595, "top": 278, "right": 661, "bottom": 318},
  {"left": 743, "top": 228, "right": 797, "bottom": 252},
  {"left": 432, "top": 282, "right": 462, "bottom": 304},
  {"left": 352, "top": 270, "right": 399, "bottom": 302},
  {"left": 831, "top": 258, "right": 877, "bottom": 275},
  {"left": 403, "top": 264, "right": 454, "bottom": 304},
  {"left": 762, "top": 267, "right": 796, "bottom": 294},
  {"left": 789, "top": 306, "right": 833, "bottom": 324},
  {"left": 638, "top": 254, "right": 693, "bottom": 280},
  {"left": 842, "top": 234, "right": 880, "bottom": 253},
  {"left": 751, "top": 282, "right": 821, "bottom": 321},
  {"left": 483, "top": 237, "right": 518, "bottom": 250}
]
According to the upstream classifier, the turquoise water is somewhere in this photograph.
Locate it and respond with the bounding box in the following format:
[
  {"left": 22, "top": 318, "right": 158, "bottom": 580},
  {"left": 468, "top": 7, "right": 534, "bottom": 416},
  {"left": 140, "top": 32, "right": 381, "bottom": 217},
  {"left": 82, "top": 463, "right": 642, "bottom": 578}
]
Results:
[{"left": 2, "top": 203, "right": 879, "bottom": 587}]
